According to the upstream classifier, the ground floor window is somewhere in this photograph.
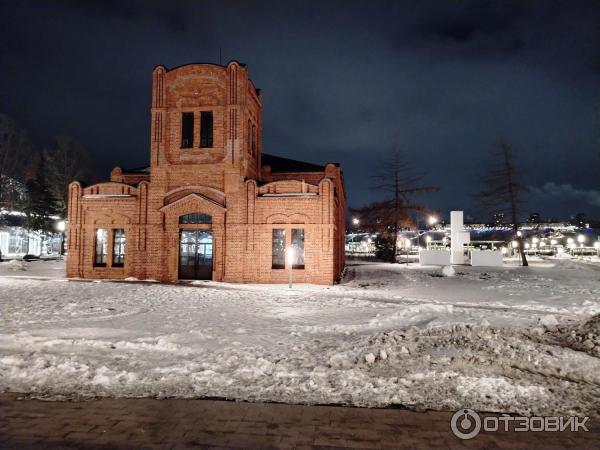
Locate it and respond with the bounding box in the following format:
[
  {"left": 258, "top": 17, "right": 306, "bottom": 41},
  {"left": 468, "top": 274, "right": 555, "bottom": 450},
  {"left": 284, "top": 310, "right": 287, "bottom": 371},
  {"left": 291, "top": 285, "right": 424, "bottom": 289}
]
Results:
[
  {"left": 272, "top": 229, "right": 285, "bottom": 269},
  {"left": 113, "top": 229, "right": 126, "bottom": 267},
  {"left": 94, "top": 229, "right": 108, "bottom": 266},
  {"left": 292, "top": 228, "right": 305, "bottom": 269}
]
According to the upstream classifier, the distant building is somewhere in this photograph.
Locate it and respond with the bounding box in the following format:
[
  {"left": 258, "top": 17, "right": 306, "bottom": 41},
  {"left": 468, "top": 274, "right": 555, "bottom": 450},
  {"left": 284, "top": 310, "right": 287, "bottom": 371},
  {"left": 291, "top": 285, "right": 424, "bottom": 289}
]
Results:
[
  {"left": 0, "top": 210, "right": 61, "bottom": 258},
  {"left": 67, "top": 61, "right": 346, "bottom": 284}
]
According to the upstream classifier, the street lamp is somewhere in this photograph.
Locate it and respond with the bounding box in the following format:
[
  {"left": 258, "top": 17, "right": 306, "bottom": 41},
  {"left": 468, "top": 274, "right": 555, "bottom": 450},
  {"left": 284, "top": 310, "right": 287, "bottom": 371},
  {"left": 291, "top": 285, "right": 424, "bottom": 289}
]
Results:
[
  {"left": 56, "top": 220, "right": 66, "bottom": 259},
  {"left": 286, "top": 246, "right": 295, "bottom": 288},
  {"left": 352, "top": 217, "right": 360, "bottom": 226},
  {"left": 404, "top": 238, "right": 411, "bottom": 264},
  {"left": 428, "top": 215, "right": 438, "bottom": 228},
  {"left": 577, "top": 234, "right": 586, "bottom": 247}
]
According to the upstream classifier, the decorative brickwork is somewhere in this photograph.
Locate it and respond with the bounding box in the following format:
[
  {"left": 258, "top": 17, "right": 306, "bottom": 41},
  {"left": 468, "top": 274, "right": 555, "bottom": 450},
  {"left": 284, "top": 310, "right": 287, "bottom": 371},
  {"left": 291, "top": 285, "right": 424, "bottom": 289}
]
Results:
[{"left": 67, "top": 61, "right": 346, "bottom": 284}]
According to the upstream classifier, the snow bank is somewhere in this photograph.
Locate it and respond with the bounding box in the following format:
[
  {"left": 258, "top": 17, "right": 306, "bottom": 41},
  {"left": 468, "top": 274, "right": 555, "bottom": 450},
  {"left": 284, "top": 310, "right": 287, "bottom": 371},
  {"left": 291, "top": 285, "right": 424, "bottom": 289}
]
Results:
[
  {"left": 0, "top": 260, "right": 599, "bottom": 417},
  {"left": 0, "top": 260, "right": 27, "bottom": 271}
]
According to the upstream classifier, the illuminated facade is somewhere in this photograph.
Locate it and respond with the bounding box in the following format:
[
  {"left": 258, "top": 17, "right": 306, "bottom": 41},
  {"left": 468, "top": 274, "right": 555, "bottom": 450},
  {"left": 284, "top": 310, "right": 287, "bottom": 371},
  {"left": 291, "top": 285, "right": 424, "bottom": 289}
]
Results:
[{"left": 66, "top": 61, "right": 346, "bottom": 284}]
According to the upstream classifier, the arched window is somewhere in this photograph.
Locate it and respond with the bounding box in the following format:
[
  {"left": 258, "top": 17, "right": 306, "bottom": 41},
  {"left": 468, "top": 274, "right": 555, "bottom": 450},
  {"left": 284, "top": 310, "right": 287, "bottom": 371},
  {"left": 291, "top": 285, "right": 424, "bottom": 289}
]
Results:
[{"left": 179, "top": 213, "right": 212, "bottom": 224}]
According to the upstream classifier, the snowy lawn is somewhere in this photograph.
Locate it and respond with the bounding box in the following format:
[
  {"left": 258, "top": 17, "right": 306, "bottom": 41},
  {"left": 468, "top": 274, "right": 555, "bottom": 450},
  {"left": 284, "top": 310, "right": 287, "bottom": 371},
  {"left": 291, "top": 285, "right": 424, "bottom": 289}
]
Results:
[{"left": 0, "top": 258, "right": 599, "bottom": 416}]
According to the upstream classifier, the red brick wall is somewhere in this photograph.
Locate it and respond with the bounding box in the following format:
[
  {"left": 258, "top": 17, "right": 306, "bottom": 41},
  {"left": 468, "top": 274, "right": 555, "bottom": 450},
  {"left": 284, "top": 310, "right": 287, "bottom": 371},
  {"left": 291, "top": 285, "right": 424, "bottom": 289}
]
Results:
[{"left": 67, "top": 62, "right": 345, "bottom": 284}]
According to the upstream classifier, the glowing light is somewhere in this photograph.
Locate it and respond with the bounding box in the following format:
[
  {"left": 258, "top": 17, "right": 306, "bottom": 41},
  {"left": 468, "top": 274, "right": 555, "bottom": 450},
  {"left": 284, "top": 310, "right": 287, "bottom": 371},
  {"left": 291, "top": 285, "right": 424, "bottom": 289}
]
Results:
[
  {"left": 594, "top": 242, "right": 600, "bottom": 249},
  {"left": 524, "top": 243, "right": 530, "bottom": 249},
  {"left": 532, "top": 237, "right": 539, "bottom": 244},
  {"left": 425, "top": 235, "right": 432, "bottom": 243},
  {"left": 511, "top": 240, "right": 518, "bottom": 249},
  {"left": 428, "top": 215, "right": 438, "bottom": 226},
  {"left": 501, "top": 247, "right": 508, "bottom": 255},
  {"left": 352, "top": 217, "right": 360, "bottom": 226},
  {"left": 567, "top": 237, "right": 574, "bottom": 245},
  {"left": 286, "top": 247, "right": 295, "bottom": 266},
  {"left": 404, "top": 239, "right": 411, "bottom": 249},
  {"left": 577, "top": 234, "right": 586, "bottom": 244},
  {"left": 516, "top": 231, "right": 522, "bottom": 237},
  {"left": 56, "top": 221, "right": 66, "bottom": 232},
  {"left": 550, "top": 239, "right": 558, "bottom": 246}
]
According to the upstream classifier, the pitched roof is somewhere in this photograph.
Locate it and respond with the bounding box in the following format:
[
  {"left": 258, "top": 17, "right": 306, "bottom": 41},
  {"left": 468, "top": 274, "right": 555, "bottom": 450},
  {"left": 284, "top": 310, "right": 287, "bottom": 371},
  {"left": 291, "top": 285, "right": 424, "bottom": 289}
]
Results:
[
  {"left": 121, "top": 166, "right": 151, "bottom": 174},
  {"left": 261, "top": 153, "right": 327, "bottom": 173}
]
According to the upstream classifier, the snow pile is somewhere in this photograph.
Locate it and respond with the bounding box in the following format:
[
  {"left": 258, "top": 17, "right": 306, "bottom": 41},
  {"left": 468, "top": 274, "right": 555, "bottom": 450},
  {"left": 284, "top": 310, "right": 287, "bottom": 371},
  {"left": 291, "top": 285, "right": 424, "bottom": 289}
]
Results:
[
  {"left": 1, "top": 260, "right": 27, "bottom": 271},
  {"left": 441, "top": 265, "right": 455, "bottom": 277},
  {"left": 0, "top": 260, "right": 599, "bottom": 417}
]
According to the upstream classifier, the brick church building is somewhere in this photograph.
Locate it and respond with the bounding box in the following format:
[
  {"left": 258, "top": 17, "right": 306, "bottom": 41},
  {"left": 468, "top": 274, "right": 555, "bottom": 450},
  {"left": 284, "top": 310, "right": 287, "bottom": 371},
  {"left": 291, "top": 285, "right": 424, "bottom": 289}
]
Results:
[{"left": 66, "top": 61, "right": 346, "bottom": 284}]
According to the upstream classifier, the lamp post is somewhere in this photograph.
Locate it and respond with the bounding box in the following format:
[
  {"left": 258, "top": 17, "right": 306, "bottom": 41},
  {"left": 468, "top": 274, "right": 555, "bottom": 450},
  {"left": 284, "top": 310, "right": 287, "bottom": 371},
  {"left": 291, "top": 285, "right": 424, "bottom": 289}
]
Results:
[
  {"left": 425, "top": 235, "right": 432, "bottom": 249},
  {"left": 404, "top": 238, "right": 411, "bottom": 264},
  {"left": 286, "top": 246, "right": 295, "bottom": 288},
  {"left": 56, "top": 220, "right": 66, "bottom": 259}
]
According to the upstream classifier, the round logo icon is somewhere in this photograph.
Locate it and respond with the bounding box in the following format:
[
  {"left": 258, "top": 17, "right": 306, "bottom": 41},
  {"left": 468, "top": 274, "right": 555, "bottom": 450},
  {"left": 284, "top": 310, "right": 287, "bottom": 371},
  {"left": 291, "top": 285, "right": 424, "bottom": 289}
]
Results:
[{"left": 451, "top": 409, "right": 481, "bottom": 440}]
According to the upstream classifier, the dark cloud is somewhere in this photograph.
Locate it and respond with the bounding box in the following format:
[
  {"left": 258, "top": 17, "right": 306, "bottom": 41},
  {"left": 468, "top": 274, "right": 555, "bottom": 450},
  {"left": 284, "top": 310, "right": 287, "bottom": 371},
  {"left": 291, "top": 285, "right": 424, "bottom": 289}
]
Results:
[{"left": 0, "top": 0, "right": 599, "bottom": 220}]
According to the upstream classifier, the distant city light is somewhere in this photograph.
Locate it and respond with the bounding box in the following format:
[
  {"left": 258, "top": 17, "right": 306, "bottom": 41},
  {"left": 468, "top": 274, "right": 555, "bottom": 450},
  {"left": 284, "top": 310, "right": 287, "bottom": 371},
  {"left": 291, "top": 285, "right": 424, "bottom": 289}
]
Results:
[
  {"left": 352, "top": 217, "right": 360, "bottom": 226},
  {"left": 428, "top": 215, "right": 438, "bottom": 226},
  {"left": 516, "top": 230, "right": 522, "bottom": 237}
]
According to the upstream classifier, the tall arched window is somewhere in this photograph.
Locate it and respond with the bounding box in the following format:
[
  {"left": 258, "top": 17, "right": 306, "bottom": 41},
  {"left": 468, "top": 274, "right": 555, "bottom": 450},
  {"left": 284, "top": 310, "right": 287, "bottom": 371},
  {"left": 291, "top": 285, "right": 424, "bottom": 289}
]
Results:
[{"left": 179, "top": 213, "right": 212, "bottom": 224}]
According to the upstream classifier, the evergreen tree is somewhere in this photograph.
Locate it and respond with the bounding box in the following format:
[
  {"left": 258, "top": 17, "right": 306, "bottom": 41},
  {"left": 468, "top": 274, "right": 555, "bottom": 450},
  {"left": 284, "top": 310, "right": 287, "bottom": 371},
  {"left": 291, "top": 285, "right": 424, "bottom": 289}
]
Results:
[{"left": 22, "top": 153, "right": 60, "bottom": 253}]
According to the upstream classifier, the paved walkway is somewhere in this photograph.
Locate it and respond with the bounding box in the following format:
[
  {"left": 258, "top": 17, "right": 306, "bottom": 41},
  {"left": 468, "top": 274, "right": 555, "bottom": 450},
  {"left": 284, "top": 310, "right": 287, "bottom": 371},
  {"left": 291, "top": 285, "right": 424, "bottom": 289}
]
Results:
[{"left": 0, "top": 394, "right": 598, "bottom": 449}]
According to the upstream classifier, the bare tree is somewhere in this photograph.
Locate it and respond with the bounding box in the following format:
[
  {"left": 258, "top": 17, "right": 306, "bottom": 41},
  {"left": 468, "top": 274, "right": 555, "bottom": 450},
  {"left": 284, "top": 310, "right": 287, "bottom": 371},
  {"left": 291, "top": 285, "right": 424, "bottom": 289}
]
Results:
[
  {"left": 352, "top": 147, "right": 437, "bottom": 262},
  {"left": 45, "top": 135, "right": 95, "bottom": 218},
  {"left": 0, "top": 113, "right": 32, "bottom": 208},
  {"left": 475, "top": 140, "right": 529, "bottom": 266}
]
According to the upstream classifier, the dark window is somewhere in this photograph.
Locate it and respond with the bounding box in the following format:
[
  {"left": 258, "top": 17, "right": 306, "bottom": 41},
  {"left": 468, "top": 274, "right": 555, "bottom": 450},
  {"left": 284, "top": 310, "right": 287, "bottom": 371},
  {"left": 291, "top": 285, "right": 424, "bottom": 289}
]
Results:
[
  {"left": 272, "top": 229, "right": 286, "bottom": 269},
  {"left": 291, "top": 228, "right": 305, "bottom": 269},
  {"left": 94, "top": 229, "right": 108, "bottom": 267},
  {"left": 200, "top": 111, "right": 213, "bottom": 148},
  {"left": 181, "top": 112, "right": 194, "bottom": 148},
  {"left": 251, "top": 124, "right": 257, "bottom": 157},
  {"left": 113, "top": 229, "right": 126, "bottom": 267},
  {"left": 179, "top": 213, "right": 212, "bottom": 224}
]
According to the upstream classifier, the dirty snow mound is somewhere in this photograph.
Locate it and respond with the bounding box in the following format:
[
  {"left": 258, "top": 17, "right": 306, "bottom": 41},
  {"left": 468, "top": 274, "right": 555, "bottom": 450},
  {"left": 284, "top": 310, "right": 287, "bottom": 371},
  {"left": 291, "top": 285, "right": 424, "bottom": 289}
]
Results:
[{"left": 442, "top": 265, "right": 455, "bottom": 277}]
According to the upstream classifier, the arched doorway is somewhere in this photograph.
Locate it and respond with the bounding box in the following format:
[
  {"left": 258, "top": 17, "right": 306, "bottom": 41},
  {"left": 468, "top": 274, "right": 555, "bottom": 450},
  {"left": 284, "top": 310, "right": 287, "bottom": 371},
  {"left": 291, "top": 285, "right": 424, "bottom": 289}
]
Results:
[{"left": 178, "top": 213, "right": 213, "bottom": 280}]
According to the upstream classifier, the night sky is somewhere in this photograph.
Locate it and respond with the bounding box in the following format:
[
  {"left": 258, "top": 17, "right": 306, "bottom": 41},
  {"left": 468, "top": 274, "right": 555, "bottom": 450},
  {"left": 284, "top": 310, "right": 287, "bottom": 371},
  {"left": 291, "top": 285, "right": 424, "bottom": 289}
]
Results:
[{"left": 1, "top": 0, "right": 599, "bottom": 221}]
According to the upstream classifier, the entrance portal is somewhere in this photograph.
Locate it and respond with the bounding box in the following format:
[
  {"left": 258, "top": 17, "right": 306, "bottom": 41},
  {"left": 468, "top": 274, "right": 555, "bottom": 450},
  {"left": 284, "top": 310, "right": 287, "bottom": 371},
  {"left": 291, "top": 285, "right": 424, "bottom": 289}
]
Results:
[{"left": 179, "top": 230, "right": 213, "bottom": 280}]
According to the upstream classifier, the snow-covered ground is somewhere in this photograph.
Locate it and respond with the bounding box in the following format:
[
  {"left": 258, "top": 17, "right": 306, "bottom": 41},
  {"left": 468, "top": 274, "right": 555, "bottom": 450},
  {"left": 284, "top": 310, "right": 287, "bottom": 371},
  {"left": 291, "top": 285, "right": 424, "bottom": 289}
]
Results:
[{"left": 0, "top": 258, "right": 599, "bottom": 417}]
